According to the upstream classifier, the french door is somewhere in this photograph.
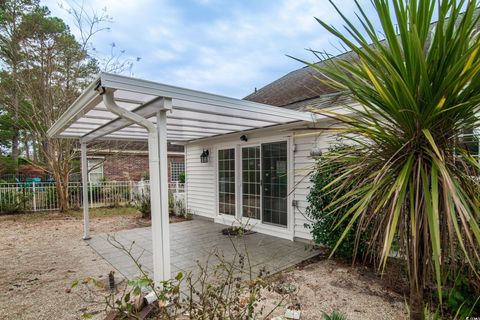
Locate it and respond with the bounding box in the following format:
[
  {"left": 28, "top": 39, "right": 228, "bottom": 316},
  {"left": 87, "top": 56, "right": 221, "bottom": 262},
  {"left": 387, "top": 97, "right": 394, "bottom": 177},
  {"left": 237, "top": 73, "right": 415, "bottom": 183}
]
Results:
[
  {"left": 241, "top": 141, "right": 288, "bottom": 227},
  {"left": 241, "top": 146, "right": 261, "bottom": 219}
]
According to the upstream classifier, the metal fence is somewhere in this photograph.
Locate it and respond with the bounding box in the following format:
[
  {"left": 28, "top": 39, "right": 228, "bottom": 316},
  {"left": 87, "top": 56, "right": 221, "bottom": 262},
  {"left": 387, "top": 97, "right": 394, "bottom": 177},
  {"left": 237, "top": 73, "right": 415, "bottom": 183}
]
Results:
[{"left": 0, "top": 180, "right": 185, "bottom": 213}]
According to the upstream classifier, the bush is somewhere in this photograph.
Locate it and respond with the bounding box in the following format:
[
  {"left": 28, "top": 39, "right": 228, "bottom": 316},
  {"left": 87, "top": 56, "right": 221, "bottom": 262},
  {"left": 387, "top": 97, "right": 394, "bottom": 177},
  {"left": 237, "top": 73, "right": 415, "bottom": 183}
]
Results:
[
  {"left": 178, "top": 172, "right": 185, "bottom": 183},
  {"left": 323, "top": 310, "right": 347, "bottom": 320},
  {"left": 168, "top": 192, "right": 175, "bottom": 214},
  {"left": 0, "top": 188, "right": 31, "bottom": 214},
  {"left": 305, "top": 145, "right": 369, "bottom": 259},
  {"left": 439, "top": 264, "right": 480, "bottom": 318},
  {"left": 133, "top": 192, "right": 150, "bottom": 219}
]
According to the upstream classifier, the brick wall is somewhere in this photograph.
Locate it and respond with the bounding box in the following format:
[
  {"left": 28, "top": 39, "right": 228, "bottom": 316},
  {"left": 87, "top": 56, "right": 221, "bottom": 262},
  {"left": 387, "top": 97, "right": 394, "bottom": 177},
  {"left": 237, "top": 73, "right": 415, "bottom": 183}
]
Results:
[{"left": 102, "top": 153, "right": 185, "bottom": 182}]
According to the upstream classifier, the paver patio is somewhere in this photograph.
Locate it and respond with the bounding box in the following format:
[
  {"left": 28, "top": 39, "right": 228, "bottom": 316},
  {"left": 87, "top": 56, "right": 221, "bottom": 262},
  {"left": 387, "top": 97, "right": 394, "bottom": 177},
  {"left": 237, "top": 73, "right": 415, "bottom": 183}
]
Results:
[{"left": 88, "top": 219, "right": 319, "bottom": 280}]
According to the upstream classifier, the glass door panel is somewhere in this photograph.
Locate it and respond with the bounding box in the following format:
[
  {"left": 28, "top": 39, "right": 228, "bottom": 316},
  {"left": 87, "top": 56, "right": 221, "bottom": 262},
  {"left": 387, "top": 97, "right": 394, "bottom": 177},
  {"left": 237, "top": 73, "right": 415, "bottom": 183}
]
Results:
[
  {"left": 241, "top": 146, "right": 261, "bottom": 219},
  {"left": 218, "top": 148, "right": 235, "bottom": 215},
  {"left": 262, "top": 141, "right": 288, "bottom": 226}
]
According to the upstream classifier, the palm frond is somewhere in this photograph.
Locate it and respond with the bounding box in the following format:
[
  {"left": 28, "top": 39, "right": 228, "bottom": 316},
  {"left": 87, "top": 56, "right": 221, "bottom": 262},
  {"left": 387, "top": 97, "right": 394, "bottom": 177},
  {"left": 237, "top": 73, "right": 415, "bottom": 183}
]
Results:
[{"left": 307, "top": 0, "right": 480, "bottom": 315}]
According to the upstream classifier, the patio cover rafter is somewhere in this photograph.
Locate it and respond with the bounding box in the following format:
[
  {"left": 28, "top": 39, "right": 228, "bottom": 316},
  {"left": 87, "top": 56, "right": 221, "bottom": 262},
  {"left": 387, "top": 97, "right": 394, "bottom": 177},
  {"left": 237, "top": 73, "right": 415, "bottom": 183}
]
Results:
[{"left": 47, "top": 72, "right": 314, "bottom": 143}]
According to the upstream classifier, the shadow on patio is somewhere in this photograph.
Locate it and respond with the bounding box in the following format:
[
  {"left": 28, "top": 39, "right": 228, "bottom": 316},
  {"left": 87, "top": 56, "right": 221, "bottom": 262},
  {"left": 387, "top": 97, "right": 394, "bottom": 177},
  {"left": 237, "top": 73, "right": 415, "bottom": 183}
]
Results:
[{"left": 87, "top": 219, "right": 319, "bottom": 281}]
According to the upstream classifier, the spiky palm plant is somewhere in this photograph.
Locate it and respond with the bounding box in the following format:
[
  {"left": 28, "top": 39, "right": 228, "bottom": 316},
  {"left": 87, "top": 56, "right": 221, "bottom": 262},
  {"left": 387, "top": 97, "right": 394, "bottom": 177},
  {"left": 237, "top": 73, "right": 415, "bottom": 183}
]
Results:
[{"left": 302, "top": 0, "right": 480, "bottom": 318}]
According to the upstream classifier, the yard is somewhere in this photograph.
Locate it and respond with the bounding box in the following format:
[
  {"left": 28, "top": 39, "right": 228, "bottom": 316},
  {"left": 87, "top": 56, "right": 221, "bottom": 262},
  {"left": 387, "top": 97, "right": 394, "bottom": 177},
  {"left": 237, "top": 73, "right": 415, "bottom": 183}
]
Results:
[
  {"left": 0, "top": 208, "right": 146, "bottom": 319},
  {"left": 0, "top": 209, "right": 407, "bottom": 319}
]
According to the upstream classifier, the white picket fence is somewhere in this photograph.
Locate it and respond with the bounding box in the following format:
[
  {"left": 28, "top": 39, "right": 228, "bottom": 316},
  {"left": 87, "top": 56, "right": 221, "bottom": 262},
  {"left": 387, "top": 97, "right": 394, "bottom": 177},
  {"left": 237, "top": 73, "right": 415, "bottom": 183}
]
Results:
[{"left": 0, "top": 180, "right": 185, "bottom": 213}]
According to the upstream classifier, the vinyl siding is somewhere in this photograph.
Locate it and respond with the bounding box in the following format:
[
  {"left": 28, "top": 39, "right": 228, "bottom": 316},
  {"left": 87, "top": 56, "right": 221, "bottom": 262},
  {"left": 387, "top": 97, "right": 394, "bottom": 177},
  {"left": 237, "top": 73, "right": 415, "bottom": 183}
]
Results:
[
  {"left": 185, "top": 123, "right": 337, "bottom": 241},
  {"left": 185, "top": 144, "right": 216, "bottom": 218},
  {"left": 292, "top": 132, "right": 336, "bottom": 240}
]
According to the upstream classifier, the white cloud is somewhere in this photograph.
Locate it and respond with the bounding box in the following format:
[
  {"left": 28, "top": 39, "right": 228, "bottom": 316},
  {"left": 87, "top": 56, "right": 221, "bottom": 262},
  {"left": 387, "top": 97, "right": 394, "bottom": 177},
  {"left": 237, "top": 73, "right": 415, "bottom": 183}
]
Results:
[
  {"left": 152, "top": 48, "right": 180, "bottom": 62},
  {"left": 41, "top": 0, "right": 371, "bottom": 97}
]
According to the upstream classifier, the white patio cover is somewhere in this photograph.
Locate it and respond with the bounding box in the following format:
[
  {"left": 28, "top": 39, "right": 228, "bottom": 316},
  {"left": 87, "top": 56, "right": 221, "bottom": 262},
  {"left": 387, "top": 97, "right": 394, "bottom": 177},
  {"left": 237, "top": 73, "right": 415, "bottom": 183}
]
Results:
[
  {"left": 48, "top": 72, "right": 314, "bottom": 142},
  {"left": 47, "top": 72, "right": 314, "bottom": 284}
]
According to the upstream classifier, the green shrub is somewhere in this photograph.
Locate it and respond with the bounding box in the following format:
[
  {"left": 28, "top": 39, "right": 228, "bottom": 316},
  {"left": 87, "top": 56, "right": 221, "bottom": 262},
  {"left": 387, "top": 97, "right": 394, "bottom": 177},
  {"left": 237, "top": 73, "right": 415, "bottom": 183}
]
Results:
[
  {"left": 439, "top": 264, "right": 480, "bottom": 318},
  {"left": 323, "top": 310, "right": 347, "bottom": 320},
  {"left": 0, "top": 188, "right": 31, "bottom": 214},
  {"left": 178, "top": 172, "right": 185, "bottom": 183},
  {"left": 305, "top": 145, "right": 369, "bottom": 259},
  {"left": 133, "top": 191, "right": 150, "bottom": 219},
  {"left": 168, "top": 191, "right": 175, "bottom": 214}
]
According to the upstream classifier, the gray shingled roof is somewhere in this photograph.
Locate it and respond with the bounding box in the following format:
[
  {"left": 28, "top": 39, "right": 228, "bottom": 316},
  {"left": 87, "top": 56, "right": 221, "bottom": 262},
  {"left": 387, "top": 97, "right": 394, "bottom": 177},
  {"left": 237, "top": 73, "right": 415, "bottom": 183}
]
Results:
[
  {"left": 243, "top": 50, "right": 354, "bottom": 110},
  {"left": 243, "top": 63, "right": 336, "bottom": 108}
]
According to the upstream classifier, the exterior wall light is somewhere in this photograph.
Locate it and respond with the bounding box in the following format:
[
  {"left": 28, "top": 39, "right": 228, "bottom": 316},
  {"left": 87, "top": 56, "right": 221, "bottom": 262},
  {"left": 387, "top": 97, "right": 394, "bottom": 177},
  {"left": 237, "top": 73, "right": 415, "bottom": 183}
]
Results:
[
  {"left": 240, "top": 135, "right": 248, "bottom": 142},
  {"left": 310, "top": 147, "right": 323, "bottom": 157},
  {"left": 200, "top": 149, "right": 210, "bottom": 163}
]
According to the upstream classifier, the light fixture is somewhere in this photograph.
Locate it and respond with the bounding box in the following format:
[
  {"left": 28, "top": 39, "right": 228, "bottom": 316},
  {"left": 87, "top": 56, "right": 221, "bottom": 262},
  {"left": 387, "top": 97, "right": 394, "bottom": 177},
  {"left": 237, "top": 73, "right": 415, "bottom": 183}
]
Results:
[
  {"left": 200, "top": 149, "right": 210, "bottom": 163},
  {"left": 310, "top": 147, "right": 322, "bottom": 157},
  {"left": 240, "top": 135, "right": 248, "bottom": 142}
]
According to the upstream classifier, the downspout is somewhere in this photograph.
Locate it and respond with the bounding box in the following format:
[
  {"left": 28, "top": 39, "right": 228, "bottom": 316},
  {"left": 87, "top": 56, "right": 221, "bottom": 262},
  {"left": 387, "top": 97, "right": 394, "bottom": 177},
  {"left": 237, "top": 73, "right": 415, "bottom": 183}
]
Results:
[
  {"left": 101, "top": 89, "right": 158, "bottom": 133},
  {"left": 98, "top": 88, "right": 172, "bottom": 286}
]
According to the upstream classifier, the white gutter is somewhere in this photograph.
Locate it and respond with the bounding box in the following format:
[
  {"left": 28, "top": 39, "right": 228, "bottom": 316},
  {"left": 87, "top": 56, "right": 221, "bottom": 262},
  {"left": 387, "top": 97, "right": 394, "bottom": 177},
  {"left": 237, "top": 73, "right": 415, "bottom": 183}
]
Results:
[
  {"left": 100, "top": 90, "right": 158, "bottom": 135},
  {"left": 47, "top": 78, "right": 102, "bottom": 138}
]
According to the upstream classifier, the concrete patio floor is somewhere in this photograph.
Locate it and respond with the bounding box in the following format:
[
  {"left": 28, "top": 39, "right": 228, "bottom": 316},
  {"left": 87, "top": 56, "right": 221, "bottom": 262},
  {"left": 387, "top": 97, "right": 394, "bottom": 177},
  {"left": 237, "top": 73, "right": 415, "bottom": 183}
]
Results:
[{"left": 88, "top": 219, "right": 319, "bottom": 280}]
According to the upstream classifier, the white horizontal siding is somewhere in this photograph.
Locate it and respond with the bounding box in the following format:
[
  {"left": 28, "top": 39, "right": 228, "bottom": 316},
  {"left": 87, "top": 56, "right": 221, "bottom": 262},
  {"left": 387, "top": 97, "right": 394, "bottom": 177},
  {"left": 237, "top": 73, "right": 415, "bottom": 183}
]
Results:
[
  {"left": 292, "top": 131, "right": 336, "bottom": 241},
  {"left": 185, "top": 124, "right": 338, "bottom": 242},
  {"left": 185, "top": 144, "right": 216, "bottom": 218}
]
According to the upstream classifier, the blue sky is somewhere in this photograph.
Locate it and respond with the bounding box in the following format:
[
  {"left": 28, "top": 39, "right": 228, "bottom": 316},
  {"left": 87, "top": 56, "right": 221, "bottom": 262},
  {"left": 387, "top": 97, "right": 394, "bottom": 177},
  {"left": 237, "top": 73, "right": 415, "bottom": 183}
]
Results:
[{"left": 42, "top": 0, "right": 377, "bottom": 98}]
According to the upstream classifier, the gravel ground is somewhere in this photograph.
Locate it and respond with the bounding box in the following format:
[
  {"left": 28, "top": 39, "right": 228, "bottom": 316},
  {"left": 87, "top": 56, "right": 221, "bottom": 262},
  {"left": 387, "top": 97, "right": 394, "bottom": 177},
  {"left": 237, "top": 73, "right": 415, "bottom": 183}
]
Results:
[
  {"left": 0, "top": 210, "right": 147, "bottom": 320},
  {"left": 260, "top": 258, "right": 408, "bottom": 319},
  {"left": 0, "top": 211, "right": 407, "bottom": 320}
]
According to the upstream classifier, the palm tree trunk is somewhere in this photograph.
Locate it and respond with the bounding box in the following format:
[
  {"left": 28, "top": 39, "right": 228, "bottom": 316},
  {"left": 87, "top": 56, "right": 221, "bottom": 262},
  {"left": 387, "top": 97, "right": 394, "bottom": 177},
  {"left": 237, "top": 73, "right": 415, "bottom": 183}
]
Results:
[
  {"left": 409, "top": 273, "right": 424, "bottom": 319},
  {"left": 409, "top": 224, "right": 425, "bottom": 320}
]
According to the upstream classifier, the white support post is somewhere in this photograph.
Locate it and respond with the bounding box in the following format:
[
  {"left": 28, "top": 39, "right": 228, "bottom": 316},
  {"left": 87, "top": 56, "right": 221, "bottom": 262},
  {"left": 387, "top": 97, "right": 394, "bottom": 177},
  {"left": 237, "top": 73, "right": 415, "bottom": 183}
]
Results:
[
  {"left": 157, "top": 107, "right": 171, "bottom": 280},
  {"left": 81, "top": 142, "right": 90, "bottom": 240},
  {"left": 147, "top": 109, "right": 171, "bottom": 283},
  {"left": 101, "top": 90, "right": 172, "bottom": 284}
]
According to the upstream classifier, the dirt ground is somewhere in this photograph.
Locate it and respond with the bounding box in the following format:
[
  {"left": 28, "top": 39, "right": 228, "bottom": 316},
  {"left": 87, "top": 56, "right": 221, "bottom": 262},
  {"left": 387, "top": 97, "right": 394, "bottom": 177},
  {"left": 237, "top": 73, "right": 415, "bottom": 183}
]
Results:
[
  {"left": 260, "top": 257, "right": 408, "bottom": 319},
  {"left": 0, "top": 209, "right": 149, "bottom": 320},
  {"left": 0, "top": 210, "right": 407, "bottom": 320}
]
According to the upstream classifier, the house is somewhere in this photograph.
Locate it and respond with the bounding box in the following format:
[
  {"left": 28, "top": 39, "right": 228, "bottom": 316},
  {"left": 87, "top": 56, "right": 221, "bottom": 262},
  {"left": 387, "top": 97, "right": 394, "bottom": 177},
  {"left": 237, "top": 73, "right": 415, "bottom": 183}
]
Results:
[
  {"left": 83, "top": 142, "right": 185, "bottom": 183},
  {"left": 183, "top": 61, "right": 344, "bottom": 241},
  {"left": 47, "top": 72, "right": 337, "bottom": 282}
]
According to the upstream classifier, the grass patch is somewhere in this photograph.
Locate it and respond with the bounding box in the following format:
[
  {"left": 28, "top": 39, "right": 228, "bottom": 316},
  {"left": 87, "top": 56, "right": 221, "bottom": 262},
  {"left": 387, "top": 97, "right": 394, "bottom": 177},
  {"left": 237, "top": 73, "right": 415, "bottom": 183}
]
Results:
[
  {"left": 66, "top": 206, "right": 139, "bottom": 219},
  {"left": 0, "top": 206, "right": 140, "bottom": 223}
]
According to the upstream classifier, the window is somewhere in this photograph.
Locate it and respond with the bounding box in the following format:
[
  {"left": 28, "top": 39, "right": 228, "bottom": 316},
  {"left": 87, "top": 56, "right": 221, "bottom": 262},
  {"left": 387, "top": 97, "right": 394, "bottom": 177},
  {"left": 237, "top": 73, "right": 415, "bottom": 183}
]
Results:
[
  {"left": 171, "top": 161, "right": 185, "bottom": 182},
  {"left": 218, "top": 148, "right": 235, "bottom": 215},
  {"left": 87, "top": 159, "right": 104, "bottom": 182}
]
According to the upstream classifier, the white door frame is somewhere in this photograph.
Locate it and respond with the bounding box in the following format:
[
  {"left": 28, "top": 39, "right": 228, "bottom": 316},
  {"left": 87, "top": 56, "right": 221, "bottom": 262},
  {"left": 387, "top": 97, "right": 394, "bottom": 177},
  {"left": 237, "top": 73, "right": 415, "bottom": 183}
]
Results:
[
  {"left": 213, "top": 136, "right": 294, "bottom": 240},
  {"left": 240, "top": 144, "right": 262, "bottom": 223}
]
